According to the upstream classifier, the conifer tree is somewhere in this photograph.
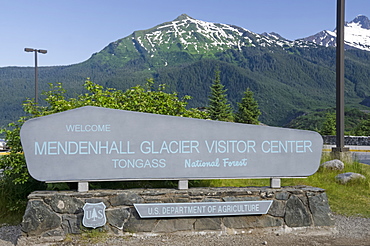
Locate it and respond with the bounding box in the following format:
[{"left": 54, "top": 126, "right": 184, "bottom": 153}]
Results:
[
  {"left": 235, "top": 88, "right": 261, "bottom": 124},
  {"left": 207, "top": 69, "right": 233, "bottom": 121},
  {"left": 352, "top": 116, "right": 370, "bottom": 136},
  {"left": 320, "top": 112, "right": 336, "bottom": 135}
]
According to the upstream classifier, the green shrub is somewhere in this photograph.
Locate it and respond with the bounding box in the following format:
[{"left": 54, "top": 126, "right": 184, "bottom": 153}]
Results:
[{"left": 0, "top": 79, "right": 208, "bottom": 223}]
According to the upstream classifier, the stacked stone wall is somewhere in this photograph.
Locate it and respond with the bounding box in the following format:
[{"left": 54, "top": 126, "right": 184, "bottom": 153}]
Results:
[
  {"left": 323, "top": 135, "right": 370, "bottom": 145},
  {"left": 21, "top": 186, "right": 335, "bottom": 240}
]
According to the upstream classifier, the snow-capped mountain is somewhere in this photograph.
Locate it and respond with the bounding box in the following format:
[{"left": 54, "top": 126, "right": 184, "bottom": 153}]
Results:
[
  {"left": 303, "top": 15, "right": 370, "bottom": 51},
  {"left": 96, "top": 14, "right": 315, "bottom": 66},
  {"left": 3, "top": 13, "right": 370, "bottom": 128},
  {"left": 132, "top": 14, "right": 313, "bottom": 52}
]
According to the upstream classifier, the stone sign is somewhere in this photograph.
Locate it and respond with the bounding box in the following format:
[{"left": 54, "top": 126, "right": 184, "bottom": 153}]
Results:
[
  {"left": 20, "top": 106, "right": 323, "bottom": 182},
  {"left": 134, "top": 201, "right": 273, "bottom": 218}
]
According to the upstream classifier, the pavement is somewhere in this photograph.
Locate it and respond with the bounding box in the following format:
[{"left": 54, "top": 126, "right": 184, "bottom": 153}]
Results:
[{"left": 323, "top": 145, "right": 370, "bottom": 165}]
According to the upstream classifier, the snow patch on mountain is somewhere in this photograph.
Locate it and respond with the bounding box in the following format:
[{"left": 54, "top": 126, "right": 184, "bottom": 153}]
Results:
[
  {"left": 345, "top": 21, "right": 370, "bottom": 50},
  {"left": 142, "top": 15, "right": 252, "bottom": 53},
  {"left": 303, "top": 15, "right": 370, "bottom": 52},
  {"left": 129, "top": 14, "right": 314, "bottom": 56}
]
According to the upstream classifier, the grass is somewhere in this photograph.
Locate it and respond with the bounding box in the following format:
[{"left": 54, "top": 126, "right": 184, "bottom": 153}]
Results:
[
  {"left": 0, "top": 180, "right": 32, "bottom": 225},
  {"left": 282, "top": 161, "right": 370, "bottom": 217},
  {"left": 54, "top": 228, "right": 113, "bottom": 246},
  {"left": 196, "top": 155, "right": 370, "bottom": 217},
  {"left": 0, "top": 176, "right": 46, "bottom": 225},
  {"left": 0, "top": 202, "right": 24, "bottom": 225},
  {"left": 78, "top": 228, "right": 109, "bottom": 244}
]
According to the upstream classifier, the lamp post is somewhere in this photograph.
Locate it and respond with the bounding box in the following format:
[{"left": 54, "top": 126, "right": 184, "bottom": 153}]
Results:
[
  {"left": 335, "top": 0, "right": 345, "bottom": 152},
  {"left": 24, "top": 48, "right": 47, "bottom": 105},
  {"left": 332, "top": 0, "right": 350, "bottom": 162}
]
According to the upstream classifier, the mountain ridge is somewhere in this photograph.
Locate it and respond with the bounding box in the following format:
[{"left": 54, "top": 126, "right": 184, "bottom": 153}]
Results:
[
  {"left": 350, "top": 15, "right": 370, "bottom": 29},
  {"left": 90, "top": 14, "right": 317, "bottom": 70},
  {"left": 303, "top": 15, "right": 370, "bottom": 51},
  {"left": 1, "top": 14, "right": 370, "bottom": 129}
]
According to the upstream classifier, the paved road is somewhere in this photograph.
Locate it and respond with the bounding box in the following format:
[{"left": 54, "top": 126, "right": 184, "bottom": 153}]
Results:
[
  {"left": 352, "top": 152, "right": 370, "bottom": 165},
  {"left": 323, "top": 145, "right": 370, "bottom": 165}
]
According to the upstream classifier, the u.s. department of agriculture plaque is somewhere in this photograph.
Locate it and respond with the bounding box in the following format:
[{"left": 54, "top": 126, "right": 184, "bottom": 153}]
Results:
[{"left": 134, "top": 200, "right": 273, "bottom": 218}]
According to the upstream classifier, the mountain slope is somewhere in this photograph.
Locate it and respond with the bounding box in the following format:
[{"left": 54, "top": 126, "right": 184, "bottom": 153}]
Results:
[
  {"left": 90, "top": 14, "right": 316, "bottom": 69},
  {"left": 1, "top": 14, "right": 370, "bottom": 129},
  {"left": 303, "top": 15, "right": 370, "bottom": 51}
]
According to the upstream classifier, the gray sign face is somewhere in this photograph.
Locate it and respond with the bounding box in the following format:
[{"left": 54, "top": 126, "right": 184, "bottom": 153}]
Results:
[
  {"left": 134, "top": 201, "right": 273, "bottom": 218},
  {"left": 20, "top": 106, "right": 323, "bottom": 182}
]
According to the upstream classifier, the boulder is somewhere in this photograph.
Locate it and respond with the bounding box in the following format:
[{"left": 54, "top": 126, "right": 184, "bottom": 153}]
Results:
[
  {"left": 21, "top": 200, "right": 61, "bottom": 236},
  {"left": 307, "top": 192, "right": 335, "bottom": 226},
  {"left": 110, "top": 191, "right": 144, "bottom": 206},
  {"left": 106, "top": 207, "right": 131, "bottom": 230},
  {"left": 335, "top": 172, "right": 366, "bottom": 184},
  {"left": 44, "top": 195, "right": 84, "bottom": 214},
  {"left": 321, "top": 159, "right": 344, "bottom": 170},
  {"left": 284, "top": 195, "right": 312, "bottom": 227}
]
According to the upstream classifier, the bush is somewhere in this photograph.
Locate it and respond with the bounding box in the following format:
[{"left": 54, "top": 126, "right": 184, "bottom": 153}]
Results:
[{"left": 0, "top": 79, "right": 208, "bottom": 220}]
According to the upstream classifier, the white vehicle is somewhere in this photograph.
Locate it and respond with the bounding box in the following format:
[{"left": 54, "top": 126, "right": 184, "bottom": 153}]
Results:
[{"left": 0, "top": 139, "right": 9, "bottom": 151}]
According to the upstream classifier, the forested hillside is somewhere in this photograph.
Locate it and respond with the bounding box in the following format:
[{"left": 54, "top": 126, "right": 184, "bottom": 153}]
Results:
[{"left": 1, "top": 14, "right": 370, "bottom": 128}]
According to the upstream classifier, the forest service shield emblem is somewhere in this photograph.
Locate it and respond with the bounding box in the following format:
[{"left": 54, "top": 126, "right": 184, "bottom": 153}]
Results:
[{"left": 82, "top": 202, "right": 107, "bottom": 228}]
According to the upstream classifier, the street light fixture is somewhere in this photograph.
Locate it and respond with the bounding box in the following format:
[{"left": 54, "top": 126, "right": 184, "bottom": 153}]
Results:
[
  {"left": 334, "top": 0, "right": 348, "bottom": 153},
  {"left": 24, "top": 48, "right": 47, "bottom": 104}
]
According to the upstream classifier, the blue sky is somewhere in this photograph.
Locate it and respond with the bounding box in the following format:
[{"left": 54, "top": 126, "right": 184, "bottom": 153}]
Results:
[{"left": 1, "top": 0, "right": 369, "bottom": 67}]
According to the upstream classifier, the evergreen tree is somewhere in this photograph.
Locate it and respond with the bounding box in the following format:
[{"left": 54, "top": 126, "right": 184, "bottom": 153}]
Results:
[
  {"left": 353, "top": 117, "right": 370, "bottom": 136},
  {"left": 320, "top": 112, "right": 336, "bottom": 135},
  {"left": 207, "top": 69, "right": 233, "bottom": 121},
  {"left": 234, "top": 88, "right": 261, "bottom": 124}
]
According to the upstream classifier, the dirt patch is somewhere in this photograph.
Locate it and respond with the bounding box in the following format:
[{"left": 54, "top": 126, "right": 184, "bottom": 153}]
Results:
[{"left": 4, "top": 214, "right": 370, "bottom": 245}]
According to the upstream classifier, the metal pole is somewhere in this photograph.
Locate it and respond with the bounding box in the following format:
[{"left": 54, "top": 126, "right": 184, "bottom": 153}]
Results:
[
  {"left": 34, "top": 50, "right": 38, "bottom": 105},
  {"left": 25, "top": 48, "right": 47, "bottom": 105},
  {"left": 336, "top": 0, "right": 345, "bottom": 151}
]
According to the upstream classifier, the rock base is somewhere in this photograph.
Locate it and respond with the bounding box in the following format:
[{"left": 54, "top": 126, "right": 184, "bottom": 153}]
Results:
[
  {"left": 20, "top": 186, "right": 335, "bottom": 241},
  {"left": 330, "top": 149, "right": 353, "bottom": 163}
]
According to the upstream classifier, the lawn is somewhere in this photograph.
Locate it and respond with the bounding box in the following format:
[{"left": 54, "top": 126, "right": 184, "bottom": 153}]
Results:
[{"left": 200, "top": 157, "right": 370, "bottom": 217}]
